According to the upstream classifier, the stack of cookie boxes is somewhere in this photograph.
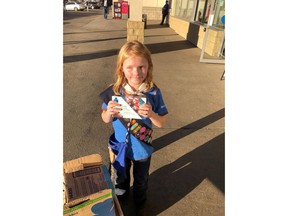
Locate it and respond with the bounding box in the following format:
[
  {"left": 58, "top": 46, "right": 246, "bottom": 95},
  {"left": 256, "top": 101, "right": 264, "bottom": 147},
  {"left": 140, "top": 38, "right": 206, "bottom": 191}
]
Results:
[{"left": 63, "top": 154, "right": 123, "bottom": 216}]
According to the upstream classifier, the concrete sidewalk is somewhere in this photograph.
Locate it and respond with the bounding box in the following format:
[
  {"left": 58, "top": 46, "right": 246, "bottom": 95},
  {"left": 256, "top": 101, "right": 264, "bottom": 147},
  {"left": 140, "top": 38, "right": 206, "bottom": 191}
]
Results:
[{"left": 64, "top": 10, "right": 225, "bottom": 216}]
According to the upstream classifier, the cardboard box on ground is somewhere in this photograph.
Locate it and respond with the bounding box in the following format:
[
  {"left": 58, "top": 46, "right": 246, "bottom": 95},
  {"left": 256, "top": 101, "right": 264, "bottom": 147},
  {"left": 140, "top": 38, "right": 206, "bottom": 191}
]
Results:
[{"left": 63, "top": 154, "right": 123, "bottom": 216}]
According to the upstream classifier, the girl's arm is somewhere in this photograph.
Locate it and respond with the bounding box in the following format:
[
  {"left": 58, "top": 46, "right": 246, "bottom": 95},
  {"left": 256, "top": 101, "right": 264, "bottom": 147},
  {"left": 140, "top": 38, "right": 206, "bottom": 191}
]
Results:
[
  {"left": 149, "top": 112, "right": 167, "bottom": 128},
  {"left": 138, "top": 104, "right": 167, "bottom": 128}
]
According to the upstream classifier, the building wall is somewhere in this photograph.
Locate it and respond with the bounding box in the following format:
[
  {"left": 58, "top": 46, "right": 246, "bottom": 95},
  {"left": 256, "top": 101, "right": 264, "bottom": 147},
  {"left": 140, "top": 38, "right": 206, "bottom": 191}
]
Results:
[
  {"left": 142, "top": 7, "right": 162, "bottom": 20},
  {"left": 169, "top": 16, "right": 224, "bottom": 56},
  {"left": 112, "top": 0, "right": 165, "bottom": 8},
  {"left": 119, "top": 0, "right": 224, "bottom": 55},
  {"left": 197, "top": 25, "right": 224, "bottom": 56},
  {"left": 169, "top": 16, "right": 190, "bottom": 39},
  {"left": 129, "top": 0, "right": 143, "bottom": 21},
  {"left": 143, "top": 0, "right": 164, "bottom": 7}
]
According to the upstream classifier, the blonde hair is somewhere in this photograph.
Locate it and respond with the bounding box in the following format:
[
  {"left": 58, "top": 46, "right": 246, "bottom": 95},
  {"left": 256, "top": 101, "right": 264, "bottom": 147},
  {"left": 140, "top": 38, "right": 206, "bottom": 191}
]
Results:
[{"left": 113, "top": 40, "right": 155, "bottom": 95}]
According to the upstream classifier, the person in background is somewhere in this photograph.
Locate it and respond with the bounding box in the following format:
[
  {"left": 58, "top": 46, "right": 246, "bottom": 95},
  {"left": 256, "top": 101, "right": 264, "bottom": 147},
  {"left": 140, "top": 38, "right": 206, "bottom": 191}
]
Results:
[
  {"left": 160, "top": 0, "right": 169, "bottom": 25},
  {"left": 100, "top": 40, "right": 168, "bottom": 216},
  {"left": 205, "top": 4, "right": 211, "bottom": 22},
  {"left": 103, "top": 0, "right": 108, "bottom": 19},
  {"left": 198, "top": 11, "right": 202, "bottom": 22}
]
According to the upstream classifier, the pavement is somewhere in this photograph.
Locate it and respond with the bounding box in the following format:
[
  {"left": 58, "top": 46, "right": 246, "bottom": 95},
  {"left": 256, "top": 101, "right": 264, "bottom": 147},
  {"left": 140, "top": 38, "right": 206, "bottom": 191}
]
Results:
[{"left": 64, "top": 9, "right": 225, "bottom": 216}]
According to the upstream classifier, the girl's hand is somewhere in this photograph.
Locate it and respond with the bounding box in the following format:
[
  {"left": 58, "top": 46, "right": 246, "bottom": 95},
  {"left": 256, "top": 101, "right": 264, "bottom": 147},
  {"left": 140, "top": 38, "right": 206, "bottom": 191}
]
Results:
[
  {"left": 106, "top": 100, "right": 122, "bottom": 118},
  {"left": 138, "top": 103, "right": 154, "bottom": 118}
]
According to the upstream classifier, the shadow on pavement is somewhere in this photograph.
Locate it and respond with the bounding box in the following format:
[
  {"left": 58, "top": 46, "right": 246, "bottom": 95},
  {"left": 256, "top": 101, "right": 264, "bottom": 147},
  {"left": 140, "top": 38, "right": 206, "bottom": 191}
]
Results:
[
  {"left": 64, "top": 49, "right": 119, "bottom": 63},
  {"left": 154, "top": 108, "right": 225, "bottom": 152},
  {"left": 146, "top": 40, "right": 196, "bottom": 54},
  {"left": 64, "top": 36, "right": 127, "bottom": 45},
  {"left": 147, "top": 133, "right": 225, "bottom": 215},
  {"left": 63, "top": 10, "right": 101, "bottom": 21},
  {"left": 64, "top": 30, "right": 127, "bottom": 35},
  {"left": 119, "top": 109, "right": 225, "bottom": 216},
  {"left": 119, "top": 133, "right": 225, "bottom": 216},
  {"left": 146, "top": 24, "right": 170, "bottom": 29},
  {"left": 64, "top": 40, "right": 196, "bottom": 63},
  {"left": 144, "top": 33, "right": 178, "bottom": 38}
]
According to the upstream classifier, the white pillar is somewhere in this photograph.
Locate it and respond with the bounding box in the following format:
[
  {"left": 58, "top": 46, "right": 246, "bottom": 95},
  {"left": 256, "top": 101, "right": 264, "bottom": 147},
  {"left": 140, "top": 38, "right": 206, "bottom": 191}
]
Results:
[
  {"left": 127, "top": 0, "right": 145, "bottom": 43},
  {"left": 129, "top": 0, "right": 143, "bottom": 21}
]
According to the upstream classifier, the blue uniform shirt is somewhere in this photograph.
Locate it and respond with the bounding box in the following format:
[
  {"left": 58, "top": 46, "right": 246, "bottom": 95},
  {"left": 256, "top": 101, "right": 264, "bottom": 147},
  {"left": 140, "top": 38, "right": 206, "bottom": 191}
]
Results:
[{"left": 102, "top": 87, "right": 168, "bottom": 160}]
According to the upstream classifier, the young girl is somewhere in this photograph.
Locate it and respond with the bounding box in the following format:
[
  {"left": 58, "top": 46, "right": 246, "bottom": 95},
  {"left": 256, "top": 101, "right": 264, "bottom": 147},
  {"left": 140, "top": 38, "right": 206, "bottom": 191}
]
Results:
[{"left": 100, "top": 40, "right": 168, "bottom": 213}]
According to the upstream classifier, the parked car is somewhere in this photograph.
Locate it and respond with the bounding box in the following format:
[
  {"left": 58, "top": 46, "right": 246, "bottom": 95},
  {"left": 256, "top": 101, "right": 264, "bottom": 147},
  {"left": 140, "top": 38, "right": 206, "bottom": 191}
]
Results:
[
  {"left": 87, "top": 1, "right": 101, "bottom": 9},
  {"left": 65, "top": 1, "right": 86, "bottom": 11}
]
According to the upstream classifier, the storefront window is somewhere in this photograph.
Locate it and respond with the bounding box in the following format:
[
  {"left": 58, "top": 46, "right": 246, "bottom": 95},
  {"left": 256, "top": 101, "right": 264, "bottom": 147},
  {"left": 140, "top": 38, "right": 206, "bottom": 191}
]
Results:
[
  {"left": 175, "top": 0, "right": 225, "bottom": 28},
  {"left": 175, "top": 0, "right": 196, "bottom": 21},
  {"left": 195, "top": 0, "right": 212, "bottom": 23},
  {"left": 180, "top": 0, "right": 188, "bottom": 17},
  {"left": 186, "top": 0, "right": 196, "bottom": 19},
  {"left": 195, "top": 0, "right": 205, "bottom": 22},
  {"left": 175, "top": 0, "right": 181, "bottom": 17},
  {"left": 213, "top": 0, "right": 225, "bottom": 28}
]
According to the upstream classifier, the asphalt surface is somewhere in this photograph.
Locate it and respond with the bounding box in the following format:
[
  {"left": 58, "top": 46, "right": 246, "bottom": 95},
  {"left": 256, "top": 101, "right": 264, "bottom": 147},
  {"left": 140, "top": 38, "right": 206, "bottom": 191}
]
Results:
[{"left": 64, "top": 9, "right": 225, "bottom": 216}]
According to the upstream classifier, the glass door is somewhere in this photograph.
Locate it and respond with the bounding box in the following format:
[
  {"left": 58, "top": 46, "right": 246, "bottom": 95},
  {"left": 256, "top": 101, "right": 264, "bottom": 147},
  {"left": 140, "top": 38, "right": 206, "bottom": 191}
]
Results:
[{"left": 199, "top": 0, "right": 225, "bottom": 63}]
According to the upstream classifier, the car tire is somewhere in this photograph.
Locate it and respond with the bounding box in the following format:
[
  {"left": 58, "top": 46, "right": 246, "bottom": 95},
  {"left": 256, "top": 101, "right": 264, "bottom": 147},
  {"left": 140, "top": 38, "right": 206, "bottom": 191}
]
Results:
[{"left": 74, "top": 7, "right": 78, "bottom": 11}]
